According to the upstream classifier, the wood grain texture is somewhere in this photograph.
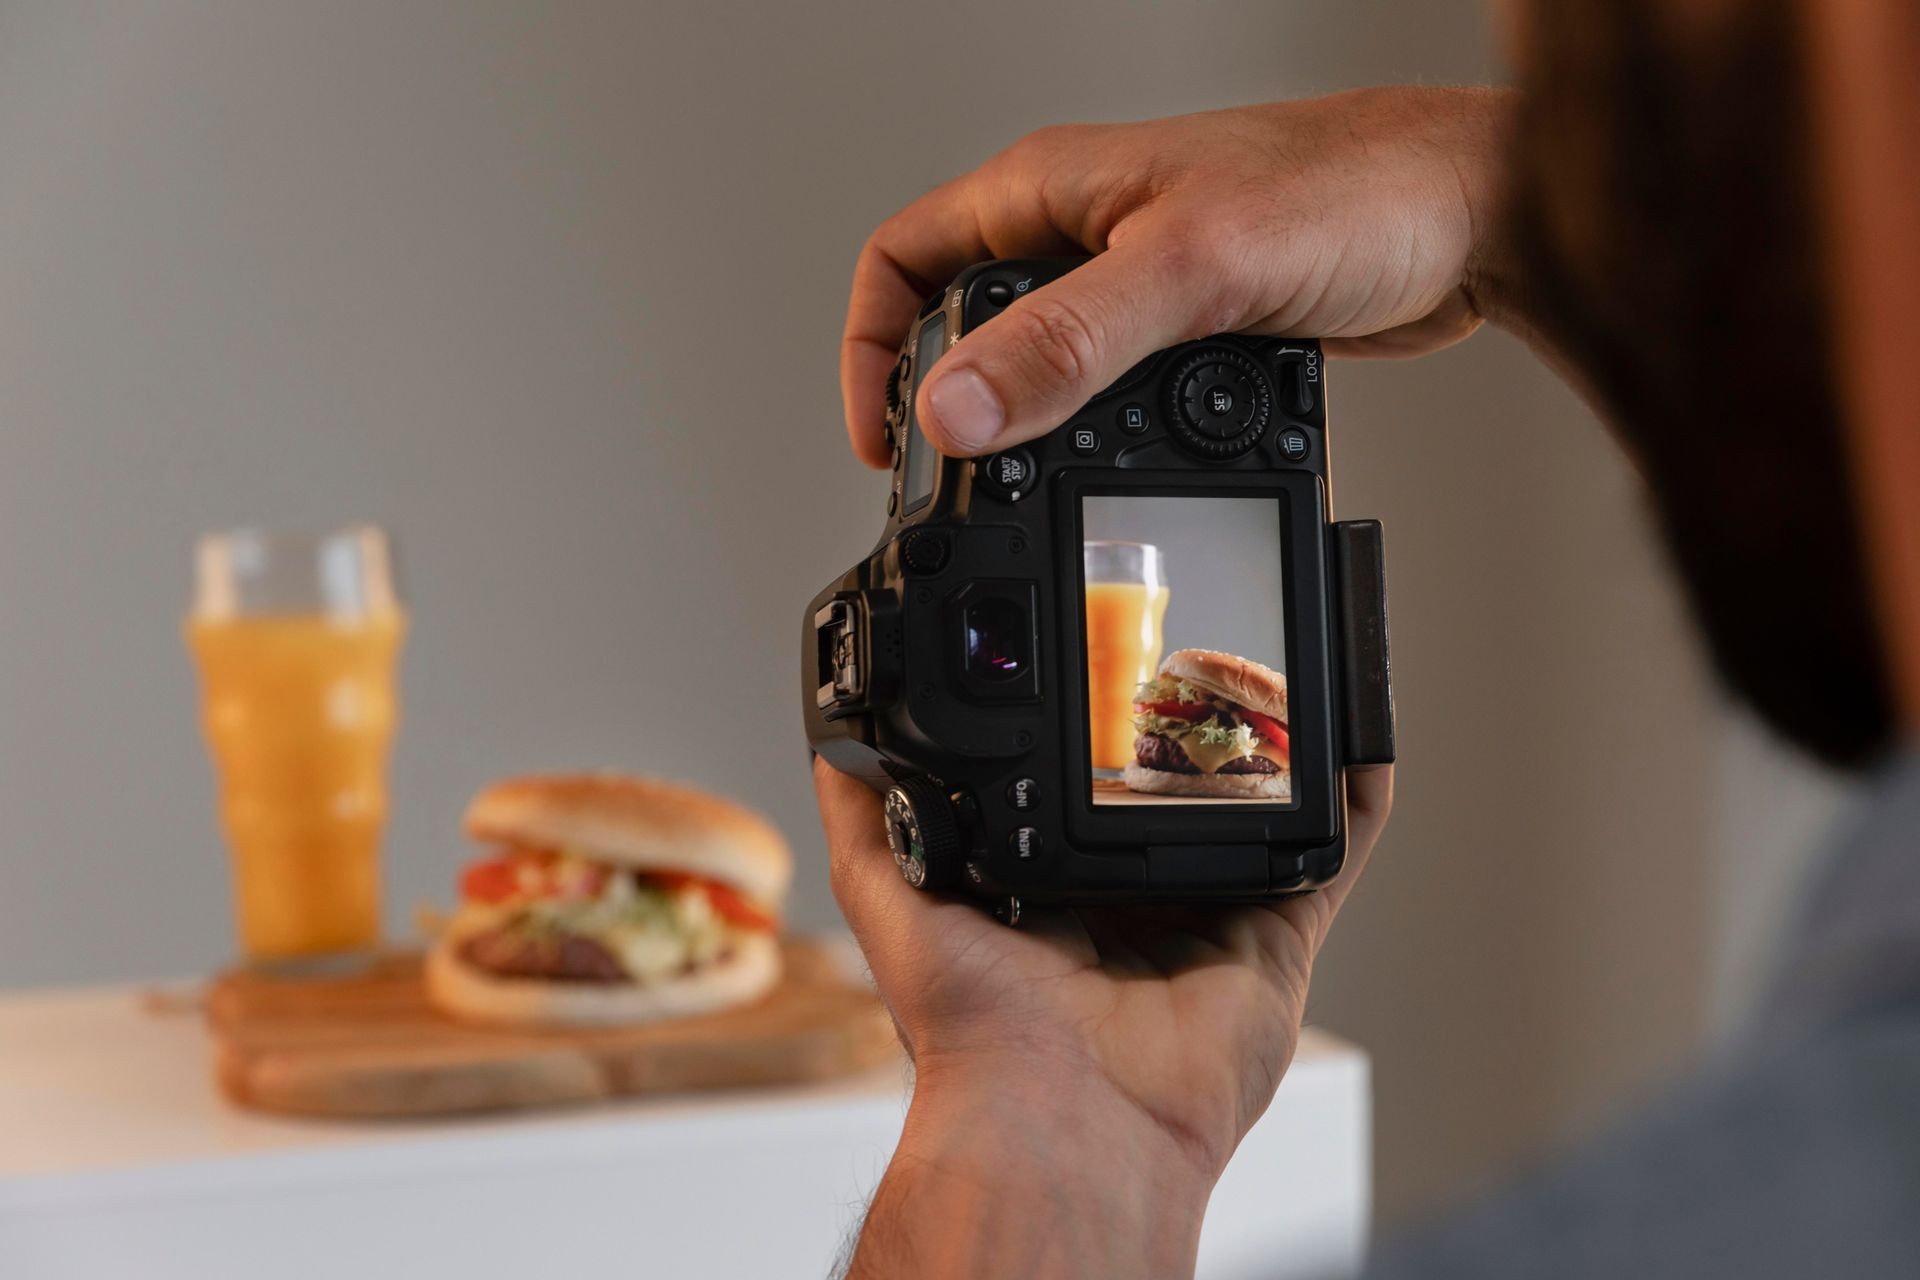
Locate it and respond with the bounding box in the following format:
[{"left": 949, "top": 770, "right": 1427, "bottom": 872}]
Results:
[{"left": 207, "top": 938, "right": 900, "bottom": 1118}]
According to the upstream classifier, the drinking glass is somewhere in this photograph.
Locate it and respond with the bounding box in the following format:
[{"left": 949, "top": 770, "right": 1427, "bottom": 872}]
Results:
[
  {"left": 185, "top": 526, "right": 405, "bottom": 970},
  {"left": 1083, "top": 541, "right": 1169, "bottom": 773}
]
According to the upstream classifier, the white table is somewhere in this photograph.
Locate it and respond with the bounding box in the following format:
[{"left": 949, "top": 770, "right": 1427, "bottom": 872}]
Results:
[{"left": 0, "top": 983, "right": 1369, "bottom": 1279}]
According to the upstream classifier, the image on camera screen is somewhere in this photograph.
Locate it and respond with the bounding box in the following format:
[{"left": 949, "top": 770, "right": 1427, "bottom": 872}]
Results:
[{"left": 1081, "top": 495, "right": 1292, "bottom": 806}]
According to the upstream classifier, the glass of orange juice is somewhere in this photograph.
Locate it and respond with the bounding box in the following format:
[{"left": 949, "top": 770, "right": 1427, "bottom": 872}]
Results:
[
  {"left": 1083, "top": 541, "right": 1169, "bottom": 774},
  {"left": 186, "top": 526, "right": 405, "bottom": 971}
]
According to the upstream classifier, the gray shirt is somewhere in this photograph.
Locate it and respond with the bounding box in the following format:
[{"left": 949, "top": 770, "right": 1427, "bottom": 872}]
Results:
[{"left": 1367, "top": 750, "right": 1920, "bottom": 1279}]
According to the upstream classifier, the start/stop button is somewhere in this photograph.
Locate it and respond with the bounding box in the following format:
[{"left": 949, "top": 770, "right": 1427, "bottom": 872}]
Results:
[{"left": 976, "top": 447, "right": 1038, "bottom": 501}]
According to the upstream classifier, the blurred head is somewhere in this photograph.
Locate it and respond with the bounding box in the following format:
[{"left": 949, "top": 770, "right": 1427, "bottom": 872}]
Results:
[{"left": 1504, "top": 0, "right": 1911, "bottom": 769}]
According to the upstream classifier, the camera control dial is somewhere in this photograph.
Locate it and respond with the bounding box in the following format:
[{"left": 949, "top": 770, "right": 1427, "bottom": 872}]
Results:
[
  {"left": 1167, "top": 347, "right": 1272, "bottom": 459},
  {"left": 884, "top": 778, "right": 963, "bottom": 891}
]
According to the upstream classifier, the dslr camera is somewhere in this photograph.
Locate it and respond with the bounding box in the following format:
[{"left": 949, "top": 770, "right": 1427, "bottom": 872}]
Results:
[{"left": 805, "top": 258, "right": 1393, "bottom": 920}]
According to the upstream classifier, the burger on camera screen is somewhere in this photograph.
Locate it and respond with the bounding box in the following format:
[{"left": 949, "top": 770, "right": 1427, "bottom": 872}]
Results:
[{"left": 1081, "top": 495, "right": 1292, "bottom": 806}]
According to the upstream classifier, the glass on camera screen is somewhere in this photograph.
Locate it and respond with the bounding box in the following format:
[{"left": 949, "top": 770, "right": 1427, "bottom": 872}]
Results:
[
  {"left": 1081, "top": 495, "right": 1293, "bottom": 807},
  {"left": 901, "top": 312, "right": 946, "bottom": 514}
]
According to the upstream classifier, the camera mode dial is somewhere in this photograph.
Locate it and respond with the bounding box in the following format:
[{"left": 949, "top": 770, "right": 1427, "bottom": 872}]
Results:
[
  {"left": 1166, "top": 347, "right": 1272, "bottom": 460},
  {"left": 884, "top": 778, "right": 963, "bottom": 891}
]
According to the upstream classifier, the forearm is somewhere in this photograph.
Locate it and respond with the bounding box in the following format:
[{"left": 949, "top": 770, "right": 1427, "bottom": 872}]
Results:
[{"left": 844, "top": 1068, "right": 1216, "bottom": 1280}]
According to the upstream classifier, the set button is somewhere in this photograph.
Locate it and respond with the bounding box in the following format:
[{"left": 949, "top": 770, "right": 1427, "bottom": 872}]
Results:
[{"left": 1166, "top": 347, "right": 1272, "bottom": 460}]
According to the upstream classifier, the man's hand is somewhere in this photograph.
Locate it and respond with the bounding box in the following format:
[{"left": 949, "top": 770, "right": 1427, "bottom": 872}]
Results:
[
  {"left": 818, "top": 760, "right": 1392, "bottom": 1279},
  {"left": 841, "top": 85, "right": 1513, "bottom": 465},
  {"left": 824, "top": 84, "right": 1502, "bottom": 1278}
]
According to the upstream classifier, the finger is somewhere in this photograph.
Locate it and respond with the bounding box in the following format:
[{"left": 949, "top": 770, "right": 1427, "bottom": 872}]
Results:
[
  {"left": 914, "top": 237, "right": 1239, "bottom": 457},
  {"left": 1314, "top": 763, "right": 1394, "bottom": 918},
  {"left": 839, "top": 238, "right": 951, "bottom": 470},
  {"left": 840, "top": 169, "right": 1081, "bottom": 468},
  {"left": 811, "top": 757, "right": 928, "bottom": 943}
]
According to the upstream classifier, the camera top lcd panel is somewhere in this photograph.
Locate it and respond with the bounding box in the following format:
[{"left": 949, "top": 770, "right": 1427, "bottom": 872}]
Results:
[{"left": 806, "top": 257, "right": 1394, "bottom": 911}]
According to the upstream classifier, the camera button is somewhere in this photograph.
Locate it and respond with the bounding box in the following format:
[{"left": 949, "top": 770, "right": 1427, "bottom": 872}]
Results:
[
  {"left": 1006, "top": 777, "right": 1041, "bottom": 812},
  {"left": 901, "top": 529, "right": 950, "bottom": 574},
  {"left": 1275, "top": 429, "right": 1310, "bottom": 463},
  {"left": 1117, "top": 403, "right": 1150, "bottom": 435},
  {"left": 1276, "top": 356, "right": 1317, "bottom": 416},
  {"left": 1009, "top": 827, "right": 1043, "bottom": 859},
  {"left": 1070, "top": 426, "right": 1102, "bottom": 456},
  {"left": 976, "top": 447, "right": 1038, "bottom": 501}
]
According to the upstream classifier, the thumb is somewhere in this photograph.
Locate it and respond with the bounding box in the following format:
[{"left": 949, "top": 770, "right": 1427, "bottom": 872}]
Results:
[{"left": 916, "top": 244, "right": 1233, "bottom": 457}]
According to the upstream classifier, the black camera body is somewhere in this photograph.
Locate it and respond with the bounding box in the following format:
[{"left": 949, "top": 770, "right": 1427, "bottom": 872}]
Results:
[{"left": 805, "top": 258, "right": 1393, "bottom": 915}]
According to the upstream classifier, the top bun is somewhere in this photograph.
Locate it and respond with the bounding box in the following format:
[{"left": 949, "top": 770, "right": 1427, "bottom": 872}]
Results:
[
  {"left": 465, "top": 774, "right": 792, "bottom": 904},
  {"left": 1160, "top": 649, "right": 1289, "bottom": 722}
]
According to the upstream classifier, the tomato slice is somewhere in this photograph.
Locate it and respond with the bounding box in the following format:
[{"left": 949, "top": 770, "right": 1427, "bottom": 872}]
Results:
[
  {"left": 1238, "top": 709, "right": 1290, "bottom": 758},
  {"left": 646, "top": 870, "right": 777, "bottom": 931},
  {"left": 460, "top": 857, "right": 523, "bottom": 905},
  {"left": 460, "top": 848, "right": 604, "bottom": 904},
  {"left": 703, "top": 882, "right": 778, "bottom": 932},
  {"left": 1135, "top": 698, "right": 1213, "bottom": 721}
]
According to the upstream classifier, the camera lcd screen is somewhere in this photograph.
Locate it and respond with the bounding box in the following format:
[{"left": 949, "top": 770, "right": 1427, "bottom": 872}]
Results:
[
  {"left": 901, "top": 312, "right": 947, "bottom": 514},
  {"left": 1080, "top": 494, "right": 1294, "bottom": 807}
]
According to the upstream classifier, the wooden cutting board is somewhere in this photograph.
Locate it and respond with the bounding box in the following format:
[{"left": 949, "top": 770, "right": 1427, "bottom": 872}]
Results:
[{"left": 206, "top": 937, "right": 900, "bottom": 1118}]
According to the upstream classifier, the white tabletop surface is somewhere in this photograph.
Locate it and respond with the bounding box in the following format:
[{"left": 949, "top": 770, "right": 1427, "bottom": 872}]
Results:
[
  {"left": 0, "top": 979, "right": 909, "bottom": 1182},
  {"left": 0, "top": 979, "right": 1370, "bottom": 1279}
]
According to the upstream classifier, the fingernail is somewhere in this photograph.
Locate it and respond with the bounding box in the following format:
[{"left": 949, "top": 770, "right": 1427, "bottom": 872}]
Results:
[{"left": 926, "top": 368, "right": 1005, "bottom": 452}]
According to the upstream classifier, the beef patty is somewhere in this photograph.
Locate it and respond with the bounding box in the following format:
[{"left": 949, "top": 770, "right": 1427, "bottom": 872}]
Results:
[
  {"left": 459, "top": 921, "right": 628, "bottom": 982},
  {"left": 1133, "top": 732, "right": 1283, "bottom": 775}
]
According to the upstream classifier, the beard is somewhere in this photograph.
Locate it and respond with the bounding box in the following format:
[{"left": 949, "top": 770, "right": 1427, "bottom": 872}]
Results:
[{"left": 1506, "top": 0, "right": 1895, "bottom": 769}]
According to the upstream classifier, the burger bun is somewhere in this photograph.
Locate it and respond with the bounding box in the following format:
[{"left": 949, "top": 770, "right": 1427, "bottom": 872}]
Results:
[
  {"left": 1122, "top": 761, "right": 1293, "bottom": 801},
  {"left": 465, "top": 773, "right": 791, "bottom": 905},
  {"left": 425, "top": 929, "right": 781, "bottom": 1029}
]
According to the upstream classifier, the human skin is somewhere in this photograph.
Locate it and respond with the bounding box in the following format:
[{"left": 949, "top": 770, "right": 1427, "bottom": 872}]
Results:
[
  {"left": 824, "top": 2, "right": 1920, "bottom": 1276},
  {"left": 839, "top": 87, "right": 1517, "bottom": 467},
  {"left": 823, "top": 86, "right": 1508, "bottom": 1279}
]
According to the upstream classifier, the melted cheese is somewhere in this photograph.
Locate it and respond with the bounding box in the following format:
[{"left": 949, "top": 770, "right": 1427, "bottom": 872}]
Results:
[
  {"left": 1176, "top": 733, "right": 1257, "bottom": 773},
  {"left": 1166, "top": 714, "right": 1290, "bottom": 774}
]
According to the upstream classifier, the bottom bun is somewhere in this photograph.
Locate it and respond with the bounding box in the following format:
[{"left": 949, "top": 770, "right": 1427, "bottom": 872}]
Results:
[
  {"left": 425, "top": 930, "right": 781, "bottom": 1029},
  {"left": 1122, "top": 762, "right": 1293, "bottom": 801}
]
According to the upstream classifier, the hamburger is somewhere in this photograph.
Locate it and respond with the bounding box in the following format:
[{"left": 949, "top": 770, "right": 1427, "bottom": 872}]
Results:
[
  {"left": 1123, "top": 649, "right": 1292, "bottom": 800},
  {"left": 426, "top": 774, "right": 790, "bottom": 1028}
]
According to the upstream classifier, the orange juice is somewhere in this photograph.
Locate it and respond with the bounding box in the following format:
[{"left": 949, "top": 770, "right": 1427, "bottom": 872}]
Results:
[
  {"left": 186, "top": 612, "right": 404, "bottom": 960},
  {"left": 1084, "top": 581, "right": 1170, "bottom": 771}
]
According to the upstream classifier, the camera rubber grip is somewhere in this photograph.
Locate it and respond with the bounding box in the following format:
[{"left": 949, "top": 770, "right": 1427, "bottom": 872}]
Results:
[{"left": 1332, "top": 520, "right": 1396, "bottom": 766}]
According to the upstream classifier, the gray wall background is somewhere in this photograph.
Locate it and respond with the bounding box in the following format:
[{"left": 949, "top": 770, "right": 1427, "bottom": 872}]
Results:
[{"left": 0, "top": 0, "right": 1836, "bottom": 1225}]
